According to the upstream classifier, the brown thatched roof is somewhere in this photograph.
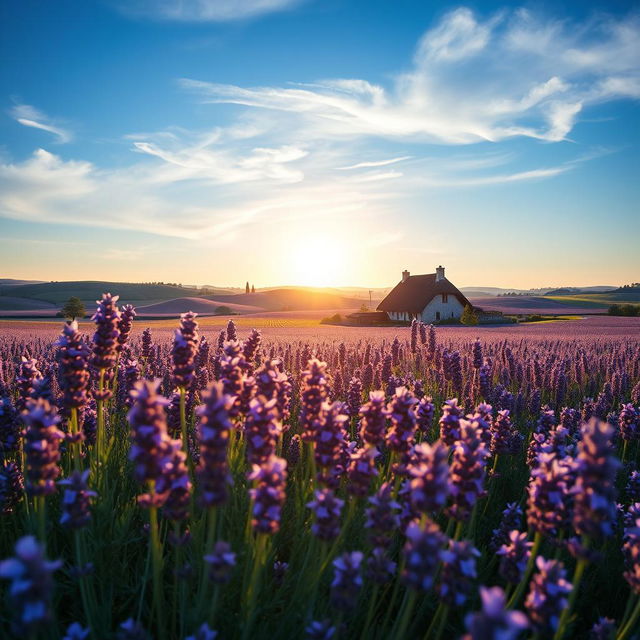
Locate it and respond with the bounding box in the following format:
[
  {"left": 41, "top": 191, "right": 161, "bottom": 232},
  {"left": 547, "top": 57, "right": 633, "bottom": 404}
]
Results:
[{"left": 377, "top": 274, "right": 470, "bottom": 313}]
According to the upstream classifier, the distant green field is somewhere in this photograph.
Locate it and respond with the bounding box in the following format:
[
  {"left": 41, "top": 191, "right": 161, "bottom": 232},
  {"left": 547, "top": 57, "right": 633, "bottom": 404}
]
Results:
[
  {"left": 546, "top": 292, "right": 640, "bottom": 308},
  {"left": 0, "top": 281, "right": 231, "bottom": 305}
]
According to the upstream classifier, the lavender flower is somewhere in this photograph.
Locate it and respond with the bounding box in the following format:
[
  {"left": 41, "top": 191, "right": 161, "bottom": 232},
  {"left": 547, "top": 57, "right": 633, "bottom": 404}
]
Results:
[
  {"left": 447, "top": 420, "right": 488, "bottom": 522},
  {"left": 196, "top": 381, "right": 233, "bottom": 508},
  {"left": 525, "top": 556, "right": 572, "bottom": 635},
  {"left": 300, "top": 359, "right": 329, "bottom": 442},
  {"left": 346, "top": 446, "right": 378, "bottom": 497},
  {"left": 273, "top": 560, "right": 289, "bottom": 587},
  {"left": 402, "top": 518, "right": 445, "bottom": 591},
  {"left": 117, "top": 304, "right": 136, "bottom": 352},
  {"left": 117, "top": 618, "right": 150, "bottom": 640},
  {"left": 439, "top": 398, "right": 464, "bottom": 446},
  {"left": 438, "top": 539, "right": 480, "bottom": 607},
  {"left": 527, "top": 452, "right": 573, "bottom": 536},
  {"left": 416, "top": 396, "right": 435, "bottom": 436},
  {"left": 407, "top": 440, "right": 449, "bottom": 514},
  {"left": 626, "top": 470, "right": 640, "bottom": 503},
  {"left": 365, "top": 482, "right": 400, "bottom": 547},
  {"left": 572, "top": 418, "right": 620, "bottom": 540},
  {"left": 0, "top": 535, "right": 62, "bottom": 634},
  {"left": 619, "top": 403, "right": 639, "bottom": 442},
  {"left": 23, "top": 398, "right": 65, "bottom": 497},
  {"left": 172, "top": 311, "right": 199, "bottom": 390},
  {"left": 90, "top": 293, "right": 121, "bottom": 394},
  {"left": 489, "top": 502, "right": 523, "bottom": 553},
  {"left": 248, "top": 455, "right": 287, "bottom": 534},
  {"left": 55, "top": 321, "right": 91, "bottom": 412},
  {"left": 204, "top": 541, "right": 236, "bottom": 584},
  {"left": 305, "top": 620, "right": 336, "bottom": 640},
  {"left": 59, "top": 469, "right": 96, "bottom": 529},
  {"left": 127, "top": 380, "right": 173, "bottom": 507},
  {"left": 225, "top": 319, "right": 237, "bottom": 342},
  {"left": 462, "top": 586, "right": 529, "bottom": 640},
  {"left": 0, "top": 461, "right": 24, "bottom": 515},
  {"left": 366, "top": 547, "right": 396, "bottom": 584},
  {"left": 242, "top": 328, "right": 262, "bottom": 365},
  {"left": 347, "top": 376, "right": 363, "bottom": 418},
  {"left": 315, "top": 401, "right": 348, "bottom": 488},
  {"left": 185, "top": 623, "right": 218, "bottom": 640},
  {"left": 330, "top": 551, "right": 363, "bottom": 611},
  {"left": 497, "top": 530, "right": 532, "bottom": 584},
  {"left": 0, "top": 395, "right": 20, "bottom": 458},
  {"left": 245, "top": 395, "right": 281, "bottom": 466},
  {"left": 359, "top": 390, "right": 388, "bottom": 448},
  {"left": 589, "top": 618, "right": 616, "bottom": 640},
  {"left": 158, "top": 440, "right": 191, "bottom": 522},
  {"left": 622, "top": 505, "right": 640, "bottom": 594},
  {"left": 287, "top": 434, "right": 301, "bottom": 467},
  {"left": 308, "top": 488, "right": 344, "bottom": 541},
  {"left": 64, "top": 622, "right": 91, "bottom": 640},
  {"left": 385, "top": 386, "right": 417, "bottom": 465}
]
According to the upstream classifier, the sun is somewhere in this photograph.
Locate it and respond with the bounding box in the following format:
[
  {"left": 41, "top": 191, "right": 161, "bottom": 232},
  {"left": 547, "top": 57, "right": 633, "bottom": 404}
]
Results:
[{"left": 290, "top": 234, "right": 349, "bottom": 288}]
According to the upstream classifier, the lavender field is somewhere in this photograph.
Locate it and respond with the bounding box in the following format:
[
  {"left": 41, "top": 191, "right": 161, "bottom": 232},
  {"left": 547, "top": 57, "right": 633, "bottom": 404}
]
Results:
[{"left": 0, "top": 294, "right": 639, "bottom": 640}]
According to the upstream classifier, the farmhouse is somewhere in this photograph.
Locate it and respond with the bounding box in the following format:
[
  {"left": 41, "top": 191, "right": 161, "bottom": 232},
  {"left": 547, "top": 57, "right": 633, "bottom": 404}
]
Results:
[{"left": 377, "top": 266, "right": 470, "bottom": 323}]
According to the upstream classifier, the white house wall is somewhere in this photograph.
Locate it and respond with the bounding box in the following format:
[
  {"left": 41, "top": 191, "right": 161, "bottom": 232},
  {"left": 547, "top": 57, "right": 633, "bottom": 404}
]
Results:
[{"left": 420, "top": 296, "right": 464, "bottom": 323}]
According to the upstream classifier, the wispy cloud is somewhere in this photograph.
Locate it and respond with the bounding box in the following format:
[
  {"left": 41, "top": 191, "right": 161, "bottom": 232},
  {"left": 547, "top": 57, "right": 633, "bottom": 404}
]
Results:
[
  {"left": 10, "top": 104, "right": 72, "bottom": 143},
  {"left": 1, "top": 7, "right": 637, "bottom": 246},
  {"left": 337, "top": 156, "right": 412, "bottom": 170},
  {"left": 114, "top": 0, "right": 303, "bottom": 22},
  {"left": 182, "top": 7, "right": 640, "bottom": 144}
]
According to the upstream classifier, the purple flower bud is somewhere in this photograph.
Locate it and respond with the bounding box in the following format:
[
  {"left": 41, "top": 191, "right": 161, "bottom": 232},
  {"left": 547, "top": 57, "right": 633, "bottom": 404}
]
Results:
[
  {"left": 117, "top": 305, "right": 136, "bottom": 352},
  {"left": 64, "top": 622, "right": 91, "bottom": 640},
  {"left": 308, "top": 488, "right": 344, "bottom": 542},
  {"left": 196, "top": 381, "right": 233, "bottom": 508},
  {"left": 300, "top": 359, "right": 329, "bottom": 442},
  {"left": 305, "top": 620, "right": 336, "bottom": 640},
  {"left": 225, "top": 319, "right": 237, "bottom": 342},
  {"left": 366, "top": 547, "right": 396, "bottom": 584},
  {"left": 185, "top": 623, "right": 218, "bottom": 640},
  {"left": 497, "top": 530, "right": 532, "bottom": 584},
  {"left": 589, "top": 618, "right": 616, "bottom": 640},
  {"left": 439, "top": 399, "right": 464, "bottom": 447},
  {"left": 359, "top": 390, "right": 388, "bottom": 448},
  {"left": 330, "top": 551, "right": 363, "bottom": 611},
  {"left": 204, "top": 541, "right": 236, "bottom": 584},
  {"left": 407, "top": 440, "right": 449, "bottom": 514},
  {"left": 59, "top": 469, "right": 96, "bottom": 529},
  {"left": 0, "top": 461, "right": 24, "bottom": 515},
  {"left": 572, "top": 419, "right": 620, "bottom": 540},
  {"left": 447, "top": 420, "right": 489, "bottom": 522},
  {"left": 172, "top": 312, "right": 199, "bottom": 390},
  {"left": 346, "top": 446, "right": 378, "bottom": 497},
  {"left": 157, "top": 440, "right": 191, "bottom": 522},
  {"left": 0, "top": 395, "right": 21, "bottom": 457},
  {"left": 386, "top": 386, "right": 417, "bottom": 467},
  {"left": 248, "top": 455, "right": 287, "bottom": 534},
  {"left": 462, "top": 586, "right": 529, "bottom": 640},
  {"left": 489, "top": 502, "right": 523, "bottom": 553},
  {"left": 55, "top": 321, "right": 91, "bottom": 412},
  {"left": 23, "top": 398, "right": 65, "bottom": 497},
  {"left": 402, "top": 517, "right": 445, "bottom": 591},
  {"left": 438, "top": 539, "right": 480, "bottom": 607},
  {"left": 0, "top": 535, "right": 62, "bottom": 634},
  {"left": 627, "top": 470, "right": 640, "bottom": 503},
  {"left": 416, "top": 396, "right": 435, "bottom": 435},
  {"left": 622, "top": 504, "right": 640, "bottom": 594},
  {"left": 365, "top": 482, "right": 401, "bottom": 547},
  {"left": 245, "top": 395, "right": 281, "bottom": 467},
  {"left": 117, "top": 617, "right": 150, "bottom": 640},
  {"left": 127, "top": 380, "right": 173, "bottom": 505},
  {"left": 315, "top": 401, "right": 348, "bottom": 488},
  {"left": 91, "top": 293, "right": 121, "bottom": 376},
  {"left": 525, "top": 556, "right": 572, "bottom": 634},
  {"left": 619, "top": 403, "right": 639, "bottom": 442}
]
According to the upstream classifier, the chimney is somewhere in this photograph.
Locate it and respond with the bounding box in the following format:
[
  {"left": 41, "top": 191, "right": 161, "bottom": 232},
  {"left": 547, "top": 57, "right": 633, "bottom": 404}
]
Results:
[
  {"left": 435, "top": 265, "right": 445, "bottom": 282},
  {"left": 402, "top": 270, "right": 410, "bottom": 283}
]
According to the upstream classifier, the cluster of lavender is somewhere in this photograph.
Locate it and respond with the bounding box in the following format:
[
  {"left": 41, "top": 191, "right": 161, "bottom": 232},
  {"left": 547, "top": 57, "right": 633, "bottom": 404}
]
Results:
[{"left": 0, "top": 296, "right": 638, "bottom": 639}]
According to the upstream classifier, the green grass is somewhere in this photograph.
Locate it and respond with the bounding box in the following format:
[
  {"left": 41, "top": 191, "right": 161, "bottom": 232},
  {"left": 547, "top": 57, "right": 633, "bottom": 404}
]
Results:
[{"left": 546, "top": 292, "right": 640, "bottom": 308}]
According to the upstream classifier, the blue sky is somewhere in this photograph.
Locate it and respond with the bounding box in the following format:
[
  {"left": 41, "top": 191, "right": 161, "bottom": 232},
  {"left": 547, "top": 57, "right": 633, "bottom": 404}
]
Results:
[{"left": 0, "top": 0, "right": 638, "bottom": 288}]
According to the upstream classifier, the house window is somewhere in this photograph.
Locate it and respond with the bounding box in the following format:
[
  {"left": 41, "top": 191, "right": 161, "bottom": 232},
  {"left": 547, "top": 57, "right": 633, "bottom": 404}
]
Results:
[
  {"left": 436, "top": 311, "right": 441, "bottom": 321},
  {"left": 442, "top": 294, "right": 448, "bottom": 303}
]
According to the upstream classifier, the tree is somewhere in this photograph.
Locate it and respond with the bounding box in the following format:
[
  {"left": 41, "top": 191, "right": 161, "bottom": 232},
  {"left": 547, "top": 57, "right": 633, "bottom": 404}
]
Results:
[
  {"left": 61, "top": 296, "right": 86, "bottom": 321},
  {"left": 251, "top": 284, "right": 255, "bottom": 293},
  {"left": 461, "top": 304, "right": 479, "bottom": 326},
  {"left": 245, "top": 281, "right": 250, "bottom": 294}
]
